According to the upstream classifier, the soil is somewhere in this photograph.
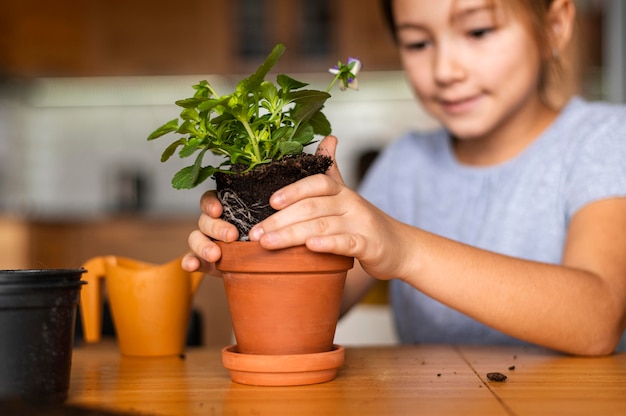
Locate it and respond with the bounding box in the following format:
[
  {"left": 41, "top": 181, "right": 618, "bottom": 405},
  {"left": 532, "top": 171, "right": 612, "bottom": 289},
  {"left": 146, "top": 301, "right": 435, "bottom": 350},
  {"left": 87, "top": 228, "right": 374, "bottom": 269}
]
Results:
[
  {"left": 486, "top": 372, "right": 508, "bottom": 382},
  {"left": 214, "top": 153, "right": 333, "bottom": 240}
]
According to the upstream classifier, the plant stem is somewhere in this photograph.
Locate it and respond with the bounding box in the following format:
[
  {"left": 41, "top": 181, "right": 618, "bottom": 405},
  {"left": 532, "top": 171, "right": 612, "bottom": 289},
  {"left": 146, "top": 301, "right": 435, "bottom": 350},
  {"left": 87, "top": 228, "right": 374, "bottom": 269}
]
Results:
[
  {"left": 326, "top": 73, "right": 342, "bottom": 93},
  {"left": 242, "top": 120, "right": 262, "bottom": 162},
  {"left": 206, "top": 84, "right": 220, "bottom": 98}
]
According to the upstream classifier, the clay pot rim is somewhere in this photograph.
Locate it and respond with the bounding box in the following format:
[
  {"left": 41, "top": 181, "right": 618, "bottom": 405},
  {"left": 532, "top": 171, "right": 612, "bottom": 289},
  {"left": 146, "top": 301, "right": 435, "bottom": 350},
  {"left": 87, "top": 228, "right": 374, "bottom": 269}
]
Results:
[{"left": 216, "top": 241, "right": 354, "bottom": 273}]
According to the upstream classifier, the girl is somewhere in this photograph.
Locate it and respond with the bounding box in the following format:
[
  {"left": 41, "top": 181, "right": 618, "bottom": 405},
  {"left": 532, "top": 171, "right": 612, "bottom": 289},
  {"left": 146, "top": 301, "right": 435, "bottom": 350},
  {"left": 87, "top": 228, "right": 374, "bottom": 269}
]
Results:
[{"left": 184, "top": 0, "right": 626, "bottom": 356}]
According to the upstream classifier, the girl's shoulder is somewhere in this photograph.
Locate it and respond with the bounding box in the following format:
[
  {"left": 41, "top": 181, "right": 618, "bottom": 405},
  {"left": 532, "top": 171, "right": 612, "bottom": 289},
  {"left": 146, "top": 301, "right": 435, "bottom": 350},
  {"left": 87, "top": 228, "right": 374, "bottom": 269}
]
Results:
[
  {"left": 554, "top": 97, "right": 626, "bottom": 217},
  {"left": 542, "top": 97, "right": 626, "bottom": 162},
  {"left": 557, "top": 97, "right": 626, "bottom": 136}
]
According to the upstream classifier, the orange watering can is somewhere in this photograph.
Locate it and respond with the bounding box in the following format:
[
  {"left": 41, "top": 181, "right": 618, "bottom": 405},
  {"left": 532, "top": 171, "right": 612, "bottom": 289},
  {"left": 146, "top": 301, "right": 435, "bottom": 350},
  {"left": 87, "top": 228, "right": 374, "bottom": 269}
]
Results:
[{"left": 80, "top": 255, "right": 204, "bottom": 357}]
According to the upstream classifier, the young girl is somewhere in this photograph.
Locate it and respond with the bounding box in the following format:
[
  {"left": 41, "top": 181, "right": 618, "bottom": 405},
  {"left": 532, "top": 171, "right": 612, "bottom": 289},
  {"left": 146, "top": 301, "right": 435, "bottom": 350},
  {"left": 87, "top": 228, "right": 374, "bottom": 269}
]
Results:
[{"left": 183, "top": 0, "right": 626, "bottom": 356}]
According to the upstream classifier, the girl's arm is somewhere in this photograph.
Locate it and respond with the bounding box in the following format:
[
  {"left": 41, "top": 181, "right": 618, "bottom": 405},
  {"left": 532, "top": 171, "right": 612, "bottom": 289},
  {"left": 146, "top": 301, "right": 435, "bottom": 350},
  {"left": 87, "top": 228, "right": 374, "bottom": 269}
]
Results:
[{"left": 393, "top": 197, "right": 626, "bottom": 356}]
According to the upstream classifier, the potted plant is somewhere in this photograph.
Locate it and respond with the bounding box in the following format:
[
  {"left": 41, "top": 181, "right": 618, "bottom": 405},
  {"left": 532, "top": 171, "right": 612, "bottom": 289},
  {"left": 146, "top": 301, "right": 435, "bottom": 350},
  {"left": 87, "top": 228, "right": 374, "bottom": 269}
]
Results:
[{"left": 147, "top": 44, "right": 359, "bottom": 386}]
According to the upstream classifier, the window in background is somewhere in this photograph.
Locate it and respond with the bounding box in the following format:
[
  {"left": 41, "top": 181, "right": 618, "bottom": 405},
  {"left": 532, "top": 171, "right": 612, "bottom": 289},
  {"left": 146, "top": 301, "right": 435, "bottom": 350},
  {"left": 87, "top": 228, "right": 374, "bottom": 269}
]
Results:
[
  {"left": 236, "top": 0, "right": 333, "bottom": 61},
  {"left": 300, "top": 0, "right": 332, "bottom": 57},
  {"left": 237, "top": 0, "right": 269, "bottom": 59}
]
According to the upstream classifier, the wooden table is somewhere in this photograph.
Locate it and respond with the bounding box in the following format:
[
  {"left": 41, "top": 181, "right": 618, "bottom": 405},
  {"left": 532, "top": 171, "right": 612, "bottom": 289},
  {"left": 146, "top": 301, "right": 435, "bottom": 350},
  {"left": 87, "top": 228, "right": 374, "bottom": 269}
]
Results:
[{"left": 65, "top": 342, "right": 626, "bottom": 416}]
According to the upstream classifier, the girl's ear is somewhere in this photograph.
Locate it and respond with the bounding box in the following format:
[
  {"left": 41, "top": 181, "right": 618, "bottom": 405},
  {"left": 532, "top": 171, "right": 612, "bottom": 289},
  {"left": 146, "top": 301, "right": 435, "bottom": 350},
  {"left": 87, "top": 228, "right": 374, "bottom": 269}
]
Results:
[{"left": 547, "top": 0, "right": 576, "bottom": 53}]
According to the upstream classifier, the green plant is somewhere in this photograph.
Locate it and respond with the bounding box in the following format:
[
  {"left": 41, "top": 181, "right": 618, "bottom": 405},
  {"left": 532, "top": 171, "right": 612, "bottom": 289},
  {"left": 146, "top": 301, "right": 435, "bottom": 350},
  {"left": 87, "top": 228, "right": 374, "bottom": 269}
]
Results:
[{"left": 147, "top": 43, "right": 361, "bottom": 189}]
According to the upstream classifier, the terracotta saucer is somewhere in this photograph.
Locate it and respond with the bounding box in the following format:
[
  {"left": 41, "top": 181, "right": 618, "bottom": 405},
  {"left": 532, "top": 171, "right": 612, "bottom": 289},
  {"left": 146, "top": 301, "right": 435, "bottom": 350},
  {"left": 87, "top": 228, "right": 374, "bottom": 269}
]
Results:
[{"left": 221, "top": 344, "right": 345, "bottom": 386}]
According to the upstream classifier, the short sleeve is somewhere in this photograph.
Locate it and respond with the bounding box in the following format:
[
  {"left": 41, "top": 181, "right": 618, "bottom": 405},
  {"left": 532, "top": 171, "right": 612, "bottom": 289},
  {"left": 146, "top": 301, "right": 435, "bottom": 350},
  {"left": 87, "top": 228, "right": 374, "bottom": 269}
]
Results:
[{"left": 564, "top": 106, "right": 626, "bottom": 219}]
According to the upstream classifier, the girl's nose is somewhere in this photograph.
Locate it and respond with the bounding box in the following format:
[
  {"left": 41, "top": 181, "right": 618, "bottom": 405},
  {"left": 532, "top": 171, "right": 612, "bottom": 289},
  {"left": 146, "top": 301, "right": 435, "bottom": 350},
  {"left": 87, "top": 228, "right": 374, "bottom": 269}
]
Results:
[{"left": 433, "top": 45, "right": 467, "bottom": 85}]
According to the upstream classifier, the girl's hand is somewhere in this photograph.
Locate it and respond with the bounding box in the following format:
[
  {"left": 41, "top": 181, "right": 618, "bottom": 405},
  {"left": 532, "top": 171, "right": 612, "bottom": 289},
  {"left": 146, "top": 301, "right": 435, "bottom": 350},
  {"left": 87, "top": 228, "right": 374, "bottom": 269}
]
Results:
[
  {"left": 182, "top": 190, "right": 239, "bottom": 273},
  {"left": 249, "top": 136, "right": 411, "bottom": 280}
]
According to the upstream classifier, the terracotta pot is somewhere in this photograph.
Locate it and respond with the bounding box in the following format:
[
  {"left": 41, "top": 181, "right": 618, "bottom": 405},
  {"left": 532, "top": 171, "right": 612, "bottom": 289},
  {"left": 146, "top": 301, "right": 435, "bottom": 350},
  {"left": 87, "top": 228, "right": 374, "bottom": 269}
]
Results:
[{"left": 216, "top": 241, "right": 354, "bottom": 355}]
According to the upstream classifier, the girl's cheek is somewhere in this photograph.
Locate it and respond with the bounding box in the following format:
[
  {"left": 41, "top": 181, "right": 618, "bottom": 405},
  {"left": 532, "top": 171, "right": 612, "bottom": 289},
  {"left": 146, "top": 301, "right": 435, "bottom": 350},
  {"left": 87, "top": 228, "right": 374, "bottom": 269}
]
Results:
[
  {"left": 402, "top": 54, "right": 432, "bottom": 86},
  {"left": 407, "top": 71, "right": 432, "bottom": 99}
]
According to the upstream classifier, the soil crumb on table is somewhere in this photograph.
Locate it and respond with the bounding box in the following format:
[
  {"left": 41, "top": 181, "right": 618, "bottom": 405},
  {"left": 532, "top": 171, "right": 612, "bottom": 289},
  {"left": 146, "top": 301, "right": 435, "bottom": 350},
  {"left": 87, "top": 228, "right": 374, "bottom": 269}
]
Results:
[{"left": 486, "top": 372, "right": 507, "bottom": 382}]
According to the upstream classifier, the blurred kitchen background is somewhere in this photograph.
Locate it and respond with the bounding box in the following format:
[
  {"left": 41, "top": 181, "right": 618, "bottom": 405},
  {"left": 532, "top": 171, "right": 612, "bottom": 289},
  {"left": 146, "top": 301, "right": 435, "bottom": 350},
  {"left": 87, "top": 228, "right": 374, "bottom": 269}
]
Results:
[{"left": 0, "top": 0, "right": 624, "bottom": 347}]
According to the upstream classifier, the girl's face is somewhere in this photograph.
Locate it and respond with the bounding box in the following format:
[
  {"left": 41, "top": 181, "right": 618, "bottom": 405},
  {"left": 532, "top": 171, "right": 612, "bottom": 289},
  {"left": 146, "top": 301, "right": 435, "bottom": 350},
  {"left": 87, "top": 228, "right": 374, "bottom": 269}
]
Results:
[{"left": 393, "top": 0, "right": 550, "bottom": 151}]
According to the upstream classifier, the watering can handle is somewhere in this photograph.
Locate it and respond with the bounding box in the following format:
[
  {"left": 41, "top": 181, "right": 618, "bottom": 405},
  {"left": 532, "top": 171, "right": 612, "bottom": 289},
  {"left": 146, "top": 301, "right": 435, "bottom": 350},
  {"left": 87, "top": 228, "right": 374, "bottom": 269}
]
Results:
[{"left": 79, "top": 256, "right": 111, "bottom": 343}]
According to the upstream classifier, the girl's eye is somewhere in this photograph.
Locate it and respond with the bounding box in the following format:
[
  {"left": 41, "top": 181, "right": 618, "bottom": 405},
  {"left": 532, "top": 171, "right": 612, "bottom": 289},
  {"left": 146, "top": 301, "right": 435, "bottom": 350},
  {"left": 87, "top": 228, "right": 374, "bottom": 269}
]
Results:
[
  {"left": 468, "top": 27, "right": 493, "bottom": 39},
  {"left": 402, "top": 41, "right": 430, "bottom": 51}
]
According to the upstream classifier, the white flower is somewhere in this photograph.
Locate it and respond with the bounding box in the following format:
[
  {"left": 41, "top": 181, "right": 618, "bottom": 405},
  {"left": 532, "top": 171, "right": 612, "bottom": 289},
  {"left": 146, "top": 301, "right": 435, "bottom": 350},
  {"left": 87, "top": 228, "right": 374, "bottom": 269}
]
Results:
[{"left": 328, "top": 57, "right": 362, "bottom": 91}]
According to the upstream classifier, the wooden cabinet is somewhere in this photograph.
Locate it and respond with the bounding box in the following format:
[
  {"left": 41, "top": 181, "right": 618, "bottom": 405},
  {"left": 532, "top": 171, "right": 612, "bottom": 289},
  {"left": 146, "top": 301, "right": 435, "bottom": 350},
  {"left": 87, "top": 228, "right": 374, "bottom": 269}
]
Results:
[
  {"left": 0, "top": 217, "right": 29, "bottom": 269},
  {"left": 1, "top": 0, "right": 400, "bottom": 78},
  {"left": 25, "top": 216, "right": 196, "bottom": 268}
]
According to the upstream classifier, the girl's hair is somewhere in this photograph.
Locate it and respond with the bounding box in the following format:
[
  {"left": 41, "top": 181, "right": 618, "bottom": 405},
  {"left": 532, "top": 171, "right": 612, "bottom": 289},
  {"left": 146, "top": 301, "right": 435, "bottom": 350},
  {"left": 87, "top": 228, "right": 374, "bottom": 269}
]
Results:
[{"left": 380, "top": 0, "right": 574, "bottom": 105}]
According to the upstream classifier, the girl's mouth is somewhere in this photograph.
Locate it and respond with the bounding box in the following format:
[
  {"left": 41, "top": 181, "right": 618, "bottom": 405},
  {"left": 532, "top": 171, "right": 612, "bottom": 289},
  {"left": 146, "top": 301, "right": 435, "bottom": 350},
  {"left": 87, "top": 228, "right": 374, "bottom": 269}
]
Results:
[{"left": 439, "top": 95, "right": 483, "bottom": 115}]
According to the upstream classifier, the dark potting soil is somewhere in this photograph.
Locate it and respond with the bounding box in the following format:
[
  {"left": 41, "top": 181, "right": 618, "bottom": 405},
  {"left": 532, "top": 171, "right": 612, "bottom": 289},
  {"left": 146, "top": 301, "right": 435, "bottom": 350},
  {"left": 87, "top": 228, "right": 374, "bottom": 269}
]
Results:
[{"left": 214, "top": 154, "right": 333, "bottom": 240}]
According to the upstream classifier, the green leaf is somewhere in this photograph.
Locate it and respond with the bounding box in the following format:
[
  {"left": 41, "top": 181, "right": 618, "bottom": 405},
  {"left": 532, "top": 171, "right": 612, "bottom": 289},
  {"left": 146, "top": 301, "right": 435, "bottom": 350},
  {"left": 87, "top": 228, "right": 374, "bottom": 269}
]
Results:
[
  {"left": 147, "top": 119, "right": 178, "bottom": 141},
  {"left": 180, "top": 108, "right": 200, "bottom": 122},
  {"left": 195, "top": 166, "right": 217, "bottom": 185},
  {"left": 228, "top": 148, "right": 251, "bottom": 166},
  {"left": 192, "top": 80, "right": 211, "bottom": 97},
  {"left": 179, "top": 139, "right": 202, "bottom": 158},
  {"left": 177, "top": 120, "right": 200, "bottom": 136},
  {"left": 197, "top": 96, "right": 230, "bottom": 112},
  {"left": 260, "top": 81, "right": 278, "bottom": 102},
  {"left": 256, "top": 128, "right": 271, "bottom": 144},
  {"left": 171, "top": 166, "right": 196, "bottom": 189},
  {"left": 211, "top": 112, "right": 236, "bottom": 126},
  {"left": 289, "top": 91, "right": 331, "bottom": 134},
  {"left": 171, "top": 164, "right": 218, "bottom": 189},
  {"left": 277, "top": 74, "right": 308, "bottom": 91},
  {"left": 289, "top": 90, "right": 331, "bottom": 105},
  {"left": 308, "top": 110, "right": 332, "bottom": 136},
  {"left": 160, "top": 138, "right": 185, "bottom": 162},
  {"left": 238, "top": 43, "right": 286, "bottom": 93},
  {"left": 176, "top": 97, "right": 207, "bottom": 108},
  {"left": 290, "top": 99, "right": 327, "bottom": 134},
  {"left": 291, "top": 124, "right": 314, "bottom": 145},
  {"left": 190, "top": 148, "right": 209, "bottom": 183},
  {"left": 278, "top": 141, "right": 304, "bottom": 157},
  {"left": 271, "top": 126, "right": 292, "bottom": 142}
]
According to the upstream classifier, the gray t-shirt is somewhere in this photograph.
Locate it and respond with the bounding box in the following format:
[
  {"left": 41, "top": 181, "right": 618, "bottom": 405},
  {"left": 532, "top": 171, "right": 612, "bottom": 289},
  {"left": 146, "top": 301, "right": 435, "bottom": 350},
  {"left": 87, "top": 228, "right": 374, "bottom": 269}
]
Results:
[{"left": 359, "top": 97, "right": 626, "bottom": 349}]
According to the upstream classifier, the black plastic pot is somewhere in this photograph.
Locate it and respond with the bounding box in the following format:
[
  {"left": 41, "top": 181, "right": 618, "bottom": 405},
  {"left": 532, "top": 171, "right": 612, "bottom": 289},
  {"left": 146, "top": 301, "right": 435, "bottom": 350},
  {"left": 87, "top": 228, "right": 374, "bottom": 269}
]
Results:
[{"left": 0, "top": 269, "right": 86, "bottom": 404}]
